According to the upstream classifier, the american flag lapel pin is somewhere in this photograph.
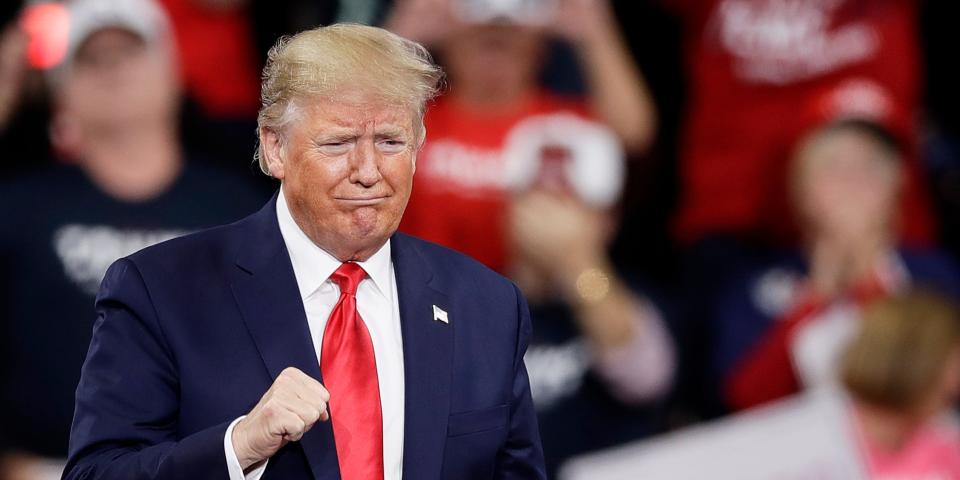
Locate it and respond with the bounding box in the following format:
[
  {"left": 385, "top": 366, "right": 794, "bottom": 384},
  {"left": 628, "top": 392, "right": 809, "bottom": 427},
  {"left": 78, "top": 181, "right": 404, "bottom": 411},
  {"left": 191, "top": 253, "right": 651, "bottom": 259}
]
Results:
[{"left": 432, "top": 305, "right": 449, "bottom": 324}]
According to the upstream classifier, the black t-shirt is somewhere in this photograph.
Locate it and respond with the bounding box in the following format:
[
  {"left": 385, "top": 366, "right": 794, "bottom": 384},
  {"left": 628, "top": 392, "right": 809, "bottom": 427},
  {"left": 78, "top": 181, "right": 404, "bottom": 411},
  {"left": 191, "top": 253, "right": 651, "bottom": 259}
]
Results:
[
  {"left": 0, "top": 163, "right": 269, "bottom": 457},
  {"left": 526, "top": 301, "right": 663, "bottom": 477}
]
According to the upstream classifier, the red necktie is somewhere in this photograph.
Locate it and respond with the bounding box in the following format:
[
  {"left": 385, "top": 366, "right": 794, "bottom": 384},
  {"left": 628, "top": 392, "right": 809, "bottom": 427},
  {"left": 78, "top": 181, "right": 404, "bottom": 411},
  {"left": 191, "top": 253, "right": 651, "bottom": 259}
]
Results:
[{"left": 320, "top": 262, "right": 384, "bottom": 480}]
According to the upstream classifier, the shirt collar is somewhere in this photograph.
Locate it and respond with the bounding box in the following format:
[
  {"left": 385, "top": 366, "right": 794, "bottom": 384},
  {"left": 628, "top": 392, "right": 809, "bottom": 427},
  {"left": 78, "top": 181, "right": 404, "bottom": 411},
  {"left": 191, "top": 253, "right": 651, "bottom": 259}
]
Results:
[{"left": 276, "top": 190, "right": 393, "bottom": 300}]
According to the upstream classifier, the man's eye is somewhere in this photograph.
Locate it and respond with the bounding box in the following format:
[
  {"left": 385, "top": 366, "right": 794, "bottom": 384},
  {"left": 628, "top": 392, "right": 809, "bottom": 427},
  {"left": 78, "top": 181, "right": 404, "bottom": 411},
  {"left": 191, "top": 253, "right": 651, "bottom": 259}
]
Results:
[
  {"left": 318, "top": 142, "right": 350, "bottom": 154},
  {"left": 378, "top": 140, "right": 406, "bottom": 152}
]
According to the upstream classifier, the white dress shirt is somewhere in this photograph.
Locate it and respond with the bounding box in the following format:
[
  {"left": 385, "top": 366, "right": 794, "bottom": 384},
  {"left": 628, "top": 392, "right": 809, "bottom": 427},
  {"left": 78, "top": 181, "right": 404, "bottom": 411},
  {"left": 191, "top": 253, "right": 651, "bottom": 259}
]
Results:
[{"left": 225, "top": 192, "right": 406, "bottom": 479}]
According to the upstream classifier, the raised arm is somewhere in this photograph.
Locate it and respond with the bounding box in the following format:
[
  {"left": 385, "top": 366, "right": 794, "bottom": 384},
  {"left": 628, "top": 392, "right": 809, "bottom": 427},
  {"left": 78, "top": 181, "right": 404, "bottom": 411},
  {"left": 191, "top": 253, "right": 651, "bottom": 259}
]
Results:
[{"left": 551, "top": 0, "right": 658, "bottom": 154}]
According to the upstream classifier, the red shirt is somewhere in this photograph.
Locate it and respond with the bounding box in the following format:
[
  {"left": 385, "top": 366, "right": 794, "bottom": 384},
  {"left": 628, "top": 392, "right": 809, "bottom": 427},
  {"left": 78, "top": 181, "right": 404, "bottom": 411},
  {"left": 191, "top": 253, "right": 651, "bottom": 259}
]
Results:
[
  {"left": 669, "top": 0, "right": 932, "bottom": 246},
  {"left": 401, "top": 93, "right": 589, "bottom": 273},
  {"left": 726, "top": 258, "right": 901, "bottom": 410},
  {"left": 158, "top": 0, "right": 260, "bottom": 118}
]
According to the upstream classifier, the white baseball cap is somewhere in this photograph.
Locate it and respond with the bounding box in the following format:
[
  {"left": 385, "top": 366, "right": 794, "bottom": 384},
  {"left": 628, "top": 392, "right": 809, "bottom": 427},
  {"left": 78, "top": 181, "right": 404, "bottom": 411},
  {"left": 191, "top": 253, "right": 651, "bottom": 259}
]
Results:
[
  {"left": 453, "top": 0, "right": 557, "bottom": 26},
  {"left": 61, "top": 0, "right": 170, "bottom": 68}
]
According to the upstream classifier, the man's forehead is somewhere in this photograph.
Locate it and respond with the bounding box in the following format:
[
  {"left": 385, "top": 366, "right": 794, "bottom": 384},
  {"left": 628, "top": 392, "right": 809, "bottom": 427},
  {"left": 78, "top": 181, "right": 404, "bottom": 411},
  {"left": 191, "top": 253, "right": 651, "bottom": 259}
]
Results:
[
  {"left": 77, "top": 27, "right": 146, "bottom": 55},
  {"left": 301, "top": 96, "right": 415, "bottom": 126}
]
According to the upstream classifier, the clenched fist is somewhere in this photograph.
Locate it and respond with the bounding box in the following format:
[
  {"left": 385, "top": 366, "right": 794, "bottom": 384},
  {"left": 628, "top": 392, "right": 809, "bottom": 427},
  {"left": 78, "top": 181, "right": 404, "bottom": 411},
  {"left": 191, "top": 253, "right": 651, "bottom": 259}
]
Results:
[{"left": 232, "top": 367, "right": 331, "bottom": 470}]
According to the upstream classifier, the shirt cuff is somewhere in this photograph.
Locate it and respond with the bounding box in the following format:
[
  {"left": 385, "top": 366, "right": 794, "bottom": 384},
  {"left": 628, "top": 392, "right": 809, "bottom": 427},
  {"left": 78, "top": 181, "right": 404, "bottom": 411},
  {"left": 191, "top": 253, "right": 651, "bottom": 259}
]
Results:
[
  {"left": 592, "top": 300, "right": 675, "bottom": 404},
  {"left": 224, "top": 416, "right": 268, "bottom": 480},
  {"left": 9, "top": 456, "right": 66, "bottom": 480}
]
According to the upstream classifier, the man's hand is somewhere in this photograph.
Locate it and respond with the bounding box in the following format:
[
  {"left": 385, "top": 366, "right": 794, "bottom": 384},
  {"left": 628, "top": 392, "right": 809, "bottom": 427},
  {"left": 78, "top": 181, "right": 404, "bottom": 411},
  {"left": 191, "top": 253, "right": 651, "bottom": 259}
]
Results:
[
  {"left": 509, "top": 190, "right": 608, "bottom": 280},
  {"left": 0, "top": 453, "right": 64, "bottom": 480},
  {"left": 231, "top": 368, "right": 330, "bottom": 470},
  {"left": 385, "top": 0, "right": 461, "bottom": 46},
  {"left": 548, "top": 0, "right": 618, "bottom": 46}
]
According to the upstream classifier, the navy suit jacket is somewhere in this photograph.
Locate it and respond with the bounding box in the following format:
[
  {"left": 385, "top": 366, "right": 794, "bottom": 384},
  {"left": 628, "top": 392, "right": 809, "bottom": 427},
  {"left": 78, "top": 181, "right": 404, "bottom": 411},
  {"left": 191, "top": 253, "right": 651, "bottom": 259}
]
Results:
[{"left": 63, "top": 197, "right": 546, "bottom": 480}]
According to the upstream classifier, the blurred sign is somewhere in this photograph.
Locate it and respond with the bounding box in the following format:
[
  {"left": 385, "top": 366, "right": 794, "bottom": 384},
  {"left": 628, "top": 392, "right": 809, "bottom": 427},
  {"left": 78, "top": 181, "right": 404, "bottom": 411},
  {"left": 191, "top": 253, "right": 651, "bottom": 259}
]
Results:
[{"left": 559, "top": 389, "right": 868, "bottom": 480}]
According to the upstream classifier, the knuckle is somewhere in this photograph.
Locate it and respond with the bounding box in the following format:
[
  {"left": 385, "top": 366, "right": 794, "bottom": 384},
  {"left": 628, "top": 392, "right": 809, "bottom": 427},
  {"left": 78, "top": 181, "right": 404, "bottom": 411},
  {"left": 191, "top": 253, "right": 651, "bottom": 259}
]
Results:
[
  {"left": 292, "top": 416, "right": 306, "bottom": 433},
  {"left": 260, "top": 409, "right": 273, "bottom": 423},
  {"left": 262, "top": 402, "right": 280, "bottom": 419}
]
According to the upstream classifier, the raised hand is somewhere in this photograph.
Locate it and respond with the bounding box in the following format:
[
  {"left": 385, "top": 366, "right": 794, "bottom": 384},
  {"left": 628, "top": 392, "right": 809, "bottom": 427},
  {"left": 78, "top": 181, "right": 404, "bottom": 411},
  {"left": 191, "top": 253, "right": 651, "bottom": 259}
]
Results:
[{"left": 231, "top": 367, "right": 331, "bottom": 470}]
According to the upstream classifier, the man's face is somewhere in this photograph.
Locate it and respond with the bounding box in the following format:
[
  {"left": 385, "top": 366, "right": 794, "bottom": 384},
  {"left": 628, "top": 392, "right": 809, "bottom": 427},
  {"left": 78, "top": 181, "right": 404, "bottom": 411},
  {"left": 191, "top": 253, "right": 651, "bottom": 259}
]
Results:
[
  {"left": 793, "top": 128, "right": 900, "bottom": 239},
  {"left": 443, "top": 23, "right": 545, "bottom": 93},
  {"left": 266, "top": 93, "right": 418, "bottom": 261},
  {"left": 60, "top": 28, "right": 178, "bottom": 130}
]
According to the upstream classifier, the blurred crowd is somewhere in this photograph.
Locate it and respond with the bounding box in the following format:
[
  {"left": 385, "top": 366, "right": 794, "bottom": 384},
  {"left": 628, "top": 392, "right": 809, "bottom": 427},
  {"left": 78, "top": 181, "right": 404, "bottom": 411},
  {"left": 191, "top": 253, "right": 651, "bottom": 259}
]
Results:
[{"left": 2, "top": 0, "right": 960, "bottom": 478}]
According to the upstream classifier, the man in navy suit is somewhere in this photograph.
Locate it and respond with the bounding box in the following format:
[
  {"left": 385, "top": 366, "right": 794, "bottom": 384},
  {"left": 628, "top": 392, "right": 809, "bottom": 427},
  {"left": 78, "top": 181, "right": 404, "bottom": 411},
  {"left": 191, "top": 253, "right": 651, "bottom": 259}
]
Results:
[{"left": 63, "top": 23, "right": 545, "bottom": 480}]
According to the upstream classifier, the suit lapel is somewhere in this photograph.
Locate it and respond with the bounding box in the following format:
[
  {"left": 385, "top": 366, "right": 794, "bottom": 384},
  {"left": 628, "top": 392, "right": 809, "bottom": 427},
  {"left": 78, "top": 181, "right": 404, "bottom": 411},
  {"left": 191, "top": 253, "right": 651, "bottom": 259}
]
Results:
[
  {"left": 229, "top": 196, "right": 340, "bottom": 480},
  {"left": 392, "top": 234, "right": 454, "bottom": 479}
]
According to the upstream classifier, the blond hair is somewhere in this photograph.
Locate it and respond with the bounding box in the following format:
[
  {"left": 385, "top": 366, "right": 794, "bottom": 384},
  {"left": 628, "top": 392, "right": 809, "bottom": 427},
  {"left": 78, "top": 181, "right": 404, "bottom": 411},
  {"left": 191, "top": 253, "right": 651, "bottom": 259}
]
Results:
[
  {"left": 255, "top": 23, "right": 444, "bottom": 175},
  {"left": 841, "top": 289, "right": 960, "bottom": 411}
]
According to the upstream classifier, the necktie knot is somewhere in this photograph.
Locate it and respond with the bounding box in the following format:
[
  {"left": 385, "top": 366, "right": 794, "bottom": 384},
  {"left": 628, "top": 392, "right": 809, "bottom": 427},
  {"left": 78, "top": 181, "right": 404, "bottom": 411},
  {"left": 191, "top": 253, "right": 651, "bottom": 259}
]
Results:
[{"left": 330, "top": 262, "right": 366, "bottom": 295}]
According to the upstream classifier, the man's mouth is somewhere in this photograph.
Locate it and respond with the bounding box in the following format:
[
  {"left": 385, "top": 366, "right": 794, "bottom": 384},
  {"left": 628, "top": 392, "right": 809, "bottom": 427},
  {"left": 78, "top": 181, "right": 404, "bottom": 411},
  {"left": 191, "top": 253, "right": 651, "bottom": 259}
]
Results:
[{"left": 335, "top": 196, "right": 389, "bottom": 206}]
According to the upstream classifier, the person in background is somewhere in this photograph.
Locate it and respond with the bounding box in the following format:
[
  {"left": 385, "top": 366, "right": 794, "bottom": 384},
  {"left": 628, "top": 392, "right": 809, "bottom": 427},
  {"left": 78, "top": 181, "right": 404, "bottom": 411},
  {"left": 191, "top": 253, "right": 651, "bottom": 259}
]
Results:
[
  {"left": 0, "top": 1, "right": 265, "bottom": 478},
  {"left": 509, "top": 186, "right": 675, "bottom": 475},
  {"left": 664, "top": 0, "right": 932, "bottom": 247},
  {"left": 841, "top": 290, "right": 960, "bottom": 478},
  {"left": 660, "top": 0, "right": 935, "bottom": 417},
  {"left": 158, "top": 0, "right": 270, "bottom": 181},
  {"left": 388, "top": 2, "right": 670, "bottom": 472},
  {"left": 157, "top": 0, "right": 259, "bottom": 120},
  {"left": 718, "top": 116, "right": 960, "bottom": 411},
  {"left": 389, "top": 0, "right": 657, "bottom": 273}
]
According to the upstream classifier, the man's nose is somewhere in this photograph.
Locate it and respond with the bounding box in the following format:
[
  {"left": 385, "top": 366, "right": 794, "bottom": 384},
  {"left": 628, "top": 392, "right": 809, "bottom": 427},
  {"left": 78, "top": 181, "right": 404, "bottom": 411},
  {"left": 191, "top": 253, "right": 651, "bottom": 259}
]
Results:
[{"left": 349, "top": 140, "right": 383, "bottom": 187}]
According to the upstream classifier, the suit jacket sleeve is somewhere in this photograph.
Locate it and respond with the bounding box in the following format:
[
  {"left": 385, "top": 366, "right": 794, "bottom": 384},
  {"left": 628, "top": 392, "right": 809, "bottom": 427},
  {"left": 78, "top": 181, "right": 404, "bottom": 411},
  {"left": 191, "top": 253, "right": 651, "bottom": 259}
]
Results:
[
  {"left": 493, "top": 284, "right": 546, "bottom": 479},
  {"left": 63, "top": 258, "right": 231, "bottom": 480}
]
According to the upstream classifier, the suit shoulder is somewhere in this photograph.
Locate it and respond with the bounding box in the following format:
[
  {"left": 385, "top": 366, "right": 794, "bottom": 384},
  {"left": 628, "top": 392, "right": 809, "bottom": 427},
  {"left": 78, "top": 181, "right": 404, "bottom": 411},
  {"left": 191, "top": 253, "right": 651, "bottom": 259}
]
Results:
[
  {"left": 124, "top": 218, "right": 245, "bottom": 275},
  {"left": 397, "top": 234, "right": 517, "bottom": 291}
]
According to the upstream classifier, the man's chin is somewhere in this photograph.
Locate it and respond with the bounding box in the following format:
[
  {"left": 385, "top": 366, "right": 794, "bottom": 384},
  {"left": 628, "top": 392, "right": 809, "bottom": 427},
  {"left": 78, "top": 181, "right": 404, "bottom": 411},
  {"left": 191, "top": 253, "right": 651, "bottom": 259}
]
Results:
[{"left": 337, "top": 226, "right": 392, "bottom": 259}]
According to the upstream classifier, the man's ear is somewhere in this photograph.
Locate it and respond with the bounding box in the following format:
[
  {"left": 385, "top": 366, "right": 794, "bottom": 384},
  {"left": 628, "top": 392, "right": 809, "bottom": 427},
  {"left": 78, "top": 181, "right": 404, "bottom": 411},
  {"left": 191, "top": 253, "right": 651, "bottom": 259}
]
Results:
[
  {"left": 409, "top": 152, "right": 417, "bottom": 176},
  {"left": 260, "top": 127, "right": 286, "bottom": 180},
  {"left": 412, "top": 122, "right": 427, "bottom": 175},
  {"left": 49, "top": 111, "right": 83, "bottom": 161}
]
